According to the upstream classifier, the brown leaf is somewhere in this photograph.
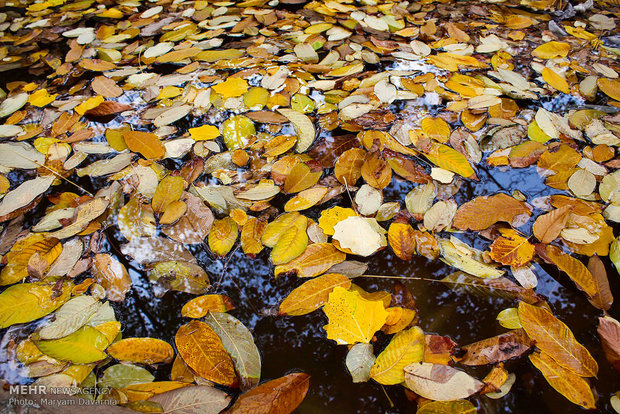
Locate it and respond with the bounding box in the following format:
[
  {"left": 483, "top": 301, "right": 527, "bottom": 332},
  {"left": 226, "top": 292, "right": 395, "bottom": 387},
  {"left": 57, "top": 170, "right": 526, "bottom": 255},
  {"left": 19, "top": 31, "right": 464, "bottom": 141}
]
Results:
[
  {"left": 532, "top": 206, "right": 572, "bottom": 244},
  {"left": 84, "top": 101, "right": 131, "bottom": 118},
  {"left": 334, "top": 148, "right": 366, "bottom": 186},
  {"left": 361, "top": 151, "right": 392, "bottom": 189},
  {"left": 91, "top": 76, "right": 123, "bottom": 98},
  {"left": 162, "top": 193, "right": 214, "bottom": 244},
  {"left": 92, "top": 253, "right": 131, "bottom": 302},
  {"left": 545, "top": 245, "right": 596, "bottom": 297},
  {"left": 597, "top": 316, "right": 620, "bottom": 373},
  {"left": 123, "top": 130, "right": 166, "bottom": 160},
  {"left": 388, "top": 222, "right": 416, "bottom": 261},
  {"left": 274, "top": 243, "right": 346, "bottom": 278},
  {"left": 587, "top": 255, "right": 613, "bottom": 311},
  {"left": 460, "top": 329, "right": 533, "bottom": 366},
  {"left": 453, "top": 194, "right": 532, "bottom": 231},
  {"left": 226, "top": 373, "right": 310, "bottom": 414},
  {"left": 423, "top": 334, "right": 457, "bottom": 365}
]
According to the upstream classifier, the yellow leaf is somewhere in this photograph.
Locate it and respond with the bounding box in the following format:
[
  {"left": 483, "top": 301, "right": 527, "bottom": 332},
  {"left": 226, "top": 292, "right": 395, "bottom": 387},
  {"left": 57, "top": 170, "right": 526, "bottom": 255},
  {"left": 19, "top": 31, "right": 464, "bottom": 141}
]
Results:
[
  {"left": 118, "top": 197, "right": 157, "bottom": 241},
  {"left": 425, "top": 142, "right": 476, "bottom": 179},
  {"left": 518, "top": 302, "right": 598, "bottom": 377},
  {"left": 276, "top": 108, "right": 316, "bottom": 153},
  {"left": 123, "top": 130, "right": 165, "bottom": 159},
  {"left": 420, "top": 117, "right": 451, "bottom": 143},
  {"left": 542, "top": 68, "right": 570, "bottom": 94},
  {"left": 489, "top": 229, "right": 534, "bottom": 267},
  {"left": 212, "top": 78, "right": 249, "bottom": 99},
  {"left": 0, "top": 234, "right": 62, "bottom": 285},
  {"left": 208, "top": 217, "right": 239, "bottom": 257},
  {"left": 261, "top": 212, "right": 307, "bottom": 247},
  {"left": 532, "top": 41, "right": 570, "bottom": 59},
  {"left": 34, "top": 326, "right": 109, "bottom": 364},
  {"left": 274, "top": 243, "right": 346, "bottom": 277},
  {"left": 323, "top": 286, "right": 388, "bottom": 345},
  {"left": 240, "top": 217, "right": 266, "bottom": 256},
  {"left": 529, "top": 351, "right": 596, "bottom": 409},
  {"left": 74, "top": 95, "right": 105, "bottom": 115},
  {"left": 152, "top": 175, "right": 185, "bottom": 214},
  {"left": 189, "top": 124, "right": 220, "bottom": 141},
  {"left": 175, "top": 320, "right": 237, "bottom": 387},
  {"left": 107, "top": 337, "right": 174, "bottom": 364},
  {"left": 28, "top": 89, "right": 57, "bottom": 107},
  {"left": 284, "top": 187, "right": 328, "bottom": 211},
  {"left": 283, "top": 162, "right": 322, "bottom": 194},
  {"left": 221, "top": 115, "right": 256, "bottom": 150},
  {"left": 369, "top": 326, "right": 424, "bottom": 385},
  {"left": 334, "top": 148, "right": 366, "bottom": 186},
  {"left": 388, "top": 222, "right": 417, "bottom": 261},
  {"left": 279, "top": 273, "right": 351, "bottom": 316},
  {"left": 270, "top": 225, "right": 308, "bottom": 265},
  {"left": 0, "top": 281, "right": 72, "bottom": 328},
  {"left": 544, "top": 245, "right": 596, "bottom": 296},
  {"left": 597, "top": 78, "right": 620, "bottom": 101},
  {"left": 318, "top": 206, "right": 356, "bottom": 236},
  {"left": 181, "top": 294, "right": 235, "bottom": 319}
]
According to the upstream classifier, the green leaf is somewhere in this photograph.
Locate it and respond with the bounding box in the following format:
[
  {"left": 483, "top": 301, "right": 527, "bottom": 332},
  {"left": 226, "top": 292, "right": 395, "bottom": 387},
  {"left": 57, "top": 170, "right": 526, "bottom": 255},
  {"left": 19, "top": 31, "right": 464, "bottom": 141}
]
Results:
[
  {"left": 0, "top": 281, "right": 72, "bottom": 328},
  {"left": 100, "top": 364, "right": 155, "bottom": 389},
  {"left": 204, "top": 312, "right": 261, "bottom": 391},
  {"left": 34, "top": 326, "right": 109, "bottom": 364}
]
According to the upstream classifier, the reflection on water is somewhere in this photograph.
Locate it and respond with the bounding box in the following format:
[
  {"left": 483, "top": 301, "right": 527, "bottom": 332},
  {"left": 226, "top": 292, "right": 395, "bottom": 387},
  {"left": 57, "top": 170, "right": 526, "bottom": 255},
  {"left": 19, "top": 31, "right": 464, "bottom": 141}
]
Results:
[{"left": 106, "top": 164, "right": 619, "bottom": 414}]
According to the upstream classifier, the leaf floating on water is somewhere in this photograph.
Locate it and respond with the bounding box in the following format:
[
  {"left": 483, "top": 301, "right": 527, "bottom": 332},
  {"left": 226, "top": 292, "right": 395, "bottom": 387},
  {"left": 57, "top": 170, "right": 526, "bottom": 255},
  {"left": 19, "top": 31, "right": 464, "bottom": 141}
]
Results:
[
  {"left": 453, "top": 194, "right": 532, "bottom": 231},
  {"left": 226, "top": 372, "right": 310, "bottom": 414},
  {"left": 39, "top": 295, "right": 101, "bottom": 340},
  {"left": 150, "top": 385, "right": 231, "bottom": 414},
  {"left": 182, "top": 294, "right": 235, "bottom": 319},
  {"left": 597, "top": 316, "right": 620, "bottom": 374},
  {"left": 346, "top": 343, "right": 376, "bottom": 383},
  {"left": 529, "top": 351, "right": 596, "bottom": 409},
  {"left": 279, "top": 273, "right": 351, "bottom": 316},
  {"left": 107, "top": 338, "right": 174, "bottom": 365},
  {"left": 518, "top": 302, "right": 598, "bottom": 377},
  {"left": 323, "top": 286, "right": 388, "bottom": 345},
  {"left": 204, "top": 312, "right": 261, "bottom": 391},
  {"left": 416, "top": 400, "right": 477, "bottom": 414},
  {"left": 0, "top": 281, "right": 72, "bottom": 328},
  {"left": 442, "top": 272, "right": 543, "bottom": 304},
  {"left": 404, "top": 362, "right": 484, "bottom": 401},
  {"left": 0, "top": 175, "right": 55, "bottom": 222},
  {"left": 460, "top": 329, "right": 533, "bottom": 366},
  {"left": 175, "top": 320, "right": 237, "bottom": 387},
  {"left": 34, "top": 326, "right": 109, "bottom": 364},
  {"left": 370, "top": 326, "right": 425, "bottom": 385},
  {"left": 277, "top": 109, "right": 316, "bottom": 153},
  {"left": 100, "top": 364, "right": 155, "bottom": 390}
]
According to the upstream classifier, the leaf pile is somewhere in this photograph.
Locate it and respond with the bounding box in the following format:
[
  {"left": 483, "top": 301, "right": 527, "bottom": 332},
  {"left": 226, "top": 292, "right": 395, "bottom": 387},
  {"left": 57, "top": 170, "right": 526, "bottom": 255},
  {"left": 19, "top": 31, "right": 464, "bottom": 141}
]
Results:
[{"left": 0, "top": 0, "right": 619, "bottom": 412}]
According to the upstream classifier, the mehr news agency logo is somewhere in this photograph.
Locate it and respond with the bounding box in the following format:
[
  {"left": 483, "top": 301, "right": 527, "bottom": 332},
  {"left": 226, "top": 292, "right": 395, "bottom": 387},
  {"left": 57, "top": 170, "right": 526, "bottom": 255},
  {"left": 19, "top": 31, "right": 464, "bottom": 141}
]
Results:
[{"left": 6, "top": 383, "right": 118, "bottom": 407}]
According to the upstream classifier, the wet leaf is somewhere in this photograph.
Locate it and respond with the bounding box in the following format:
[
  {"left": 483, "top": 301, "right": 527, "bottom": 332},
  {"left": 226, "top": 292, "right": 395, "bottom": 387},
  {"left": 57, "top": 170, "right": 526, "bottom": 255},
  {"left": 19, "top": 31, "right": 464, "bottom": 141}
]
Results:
[
  {"left": 92, "top": 253, "right": 131, "bottom": 302},
  {"left": 518, "top": 302, "right": 598, "bottom": 377},
  {"left": 333, "top": 216, "right": 385, "bottom": 257},
  {"left": 175, "top": 320, "right": 237, "bottom": 387},
  {"left": 279, "top": 273, "right": 351, "bottom": 316},
  {"left": 532, "top": 206, "right": 572, "bottom": 244},
  {"left": 545, "top": 245, "right": 596, "bottom": 296},
  {"left": 150, "top": 385, "right": 231, "bottom": 414},
  {"left": 453, "top": 194, "right": 532, "bottom": 231},
  {"left": 597, "top": 316, "right": 620, "bottom": 373},
  {"left": 149, "top": 261, "right": 210, "bottom": 296},
  {"left": 205, "top": 312, "right": 261, "bottom": 391},
  {"left": 123, "top": 131, "right": 165, "bottom": 160},
  {"left": 587, "top": 256, "right": 613, "bottom": 311},
  {"left": 100, "top": 364, "right": 155, "bottom": 389},
  {"left": 0, "top": 281, "right": 72, "bottom": 328},
  {"left": 346, "top": 343, "right": 376, "bottom": 383},
  {"left": 209, "top": 217, "right": 239, "bottom": 257},
  {"left": 529, "top": 351, "right": 596, "bottom": 409},
  {"left": 107, "top": 337, "right": 174, "bottom": 364},
  {"left": 334, "top": 148, "right": 366, "bottom": 186},
  {"left": 404, "top": 362, "right": 484, "bottom": 401},
  {"left": 388, "top": 222, "right": 417, "bottom": 261},
  {"left": 34, "top": 326, "right": 108, "bottom": 364},
  {"left": 370, "top": 326, "right": 424, "bottom": 385},
  {"left": 226, "top": 372, "right": 309, "bottom": 414},
  {"left": 152, "top": 176, "right": 185, "bottom": 214},
  {"left": 489, "top": 229, "right": 534, "bottom": 267},
  {"left": 277, "top": 109, "right": 315, "bottom": 153},
  {"left": 0, "top": 176, "right": 55, "bottom": 222},
  {"left": 182, "top": 294, "right": 235, "bottom": 319},
  {"left": 460, "top": 329, "right": 533, "bottom": 366},
  {"left": 274, "top": 243, "right": 346, "bottom": 277},
  {"left": 163, "top": 193, "right": 214, "bottom": 244},
  {"left": 39, "top": 295, "right": 101, "bottom": 340},
  {"left": 323, "top": 286, "right": 388, "bottom": 345}
]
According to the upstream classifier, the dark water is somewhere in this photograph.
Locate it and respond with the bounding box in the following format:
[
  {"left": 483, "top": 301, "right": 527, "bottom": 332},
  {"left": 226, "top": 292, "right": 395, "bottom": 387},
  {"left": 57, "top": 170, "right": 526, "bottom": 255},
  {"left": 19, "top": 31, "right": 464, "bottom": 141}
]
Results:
[{"left": 102, "top": 163, "right": 619, "bottom": 414}]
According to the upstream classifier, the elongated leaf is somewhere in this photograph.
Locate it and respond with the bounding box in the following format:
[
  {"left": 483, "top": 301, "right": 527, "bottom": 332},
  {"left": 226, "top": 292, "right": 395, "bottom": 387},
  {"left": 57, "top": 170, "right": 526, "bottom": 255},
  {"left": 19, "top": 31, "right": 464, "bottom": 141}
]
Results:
[
  {"left": 518, "top": 302, "right": 598, "bottom": 377},
  {"left": 39, "top": 295, "right": 101, "bottom": 340},
  {"left": 529, "top": 351, "right": 595, "bottom": 409},
  {"left": 441, "top": 272, "right": 543, "bottom": 304},
  {"left": 277, "top": 109, "right": 315, "bottom": 153},
  {"left": 100, "top": 364, "right": 155, "bottom": 389},
  {"left": 0, "top": 281, "right": 72, "bottom": 328},
  {"left": 424, "top": 143, "right": 476, "bottom": 179},
  {"left": 182, "top": 294, "right": 235, "bottom": 319},
  {"left": 370, "top": 326, "right": 424, "bottom": 385},
  {"left": 460, "top": 329, "right": 532, "bottom": 365},
  {"left": 175, "top": 320, "right": 237, "bottom": 387},
  {"left": 597, "top": 316, "right": 620, "bottom": 373},
  {"left": 533, "top": 206, "right": 571, "bottom": 244},
  {"left": 270, "top": 225, "right": 308, "bottom": 265},
  {"left": 453, "top": 193, "right": 532, "bottom": 231},
  {"left": 417, "top": 400, "right": 477, "bottom": 414},
  {"left": 274, "top": 243, "right": 346, "bottom": 278},
  {"left": 279, "top": 273, "right": 351, "bottom": 316},
  {"left": 150, "top": 385, "right": 231, "bottom": 414},
  {"left": 0, "top": 175, "right": 55, "bottom": 222},
  {"left": 226, "top": 373, "right": 310, "bottom": 414},
  {"left": 34, "top": 326, "right": 109, "bottom": 364},
  {"left": 107, "top": 337, "right": 174, "bottom": 364},
  {"left": 545, "top": 245, "right": 596, "bottom": 297},
  {"left": 205, "top": 312, "right": 261, "bottom": 391},
  {"left": 587, "top": 255, "right": 613, "bottom": 311},
  {"left": 404, "top": 362, "right": 483, "bottom": 401}
]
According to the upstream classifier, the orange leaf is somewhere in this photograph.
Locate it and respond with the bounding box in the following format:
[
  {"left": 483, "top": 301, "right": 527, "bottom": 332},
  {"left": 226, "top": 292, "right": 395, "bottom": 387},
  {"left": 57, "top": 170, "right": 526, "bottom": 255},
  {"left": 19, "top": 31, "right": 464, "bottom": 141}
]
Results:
[
  {"left": 175, "top": 320, "right": 237, "bottom": 387},
  {"left": 123, "top": 130, "right": 165, "bottom": 159},
  {"left": 388, "top": 222, "right": 417, "bottom": 261},
  {"left": 279, "top": 273, "right": 351, "bottom": 316},
  {"left": 532, "top": 206, "right": 571, "bottom": 244},
  {"left": 226, "top": 373, "right": 310, "bottom": 414},
  {"left": 107, "top": 337, "right": 174, "bottom": 364},
  {"left": 453, "top": 193, "right": 532, "bottom": 231},
  {"left": 545, "top": 245, "right": 596, "bottom": 296},
  {"left": 489, "top": 229, "right": 534, "bottom": 267}
]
